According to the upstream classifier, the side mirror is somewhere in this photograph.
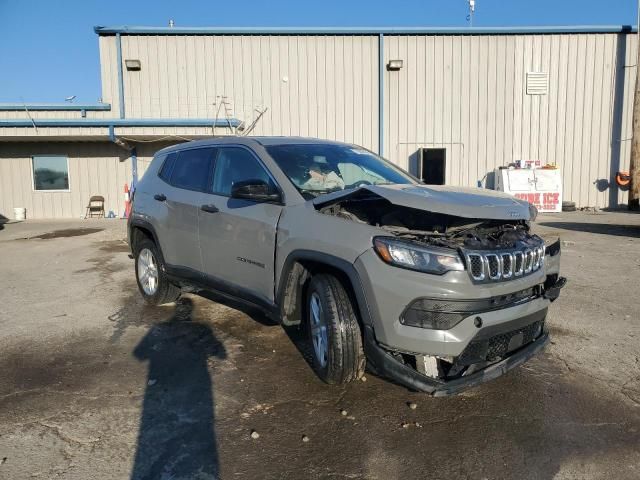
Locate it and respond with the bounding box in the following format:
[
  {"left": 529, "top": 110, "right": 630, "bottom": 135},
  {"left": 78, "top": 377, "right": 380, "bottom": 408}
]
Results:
[{"left": 230, "top": 179, "right": 281, "bottom": 203}]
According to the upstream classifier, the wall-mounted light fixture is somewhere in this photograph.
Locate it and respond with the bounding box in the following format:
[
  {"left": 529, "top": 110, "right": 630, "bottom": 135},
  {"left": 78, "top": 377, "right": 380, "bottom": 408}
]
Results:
[
  {"left": 387, "top": 59, "right": 403, "bottom": 71},
  {"left": 125, "top": 59, "right": 142, "bottom": 71}
]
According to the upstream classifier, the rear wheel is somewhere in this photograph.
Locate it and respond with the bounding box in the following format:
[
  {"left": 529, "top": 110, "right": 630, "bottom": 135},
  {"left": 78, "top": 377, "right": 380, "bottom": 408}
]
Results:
[
  {"left": 134, "top": 238, "right": 181, "bottom": 305},
  {"left": 306, "top": 274, "right": 365, "bottom": 384}
]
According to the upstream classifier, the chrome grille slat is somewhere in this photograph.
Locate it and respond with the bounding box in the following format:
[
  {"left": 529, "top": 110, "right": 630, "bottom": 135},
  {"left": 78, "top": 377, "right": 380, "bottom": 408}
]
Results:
[
  {"left": 514, "top": 251, "right": 524, "bottom": 276},
  {"left": 501, "top": 253, "right": 513, "bottom": 279},
  {"left": 524, "top": 249, "right": 533, "bottom": 274},
  {"left": 463, "top": 243, "right": 544, "bottom": 283},
  {"left": 485, "top": 254, "right": 501, "bottom": 280},
  {"left": 467, "top": 254, "right": 485, "bottom": 281}
]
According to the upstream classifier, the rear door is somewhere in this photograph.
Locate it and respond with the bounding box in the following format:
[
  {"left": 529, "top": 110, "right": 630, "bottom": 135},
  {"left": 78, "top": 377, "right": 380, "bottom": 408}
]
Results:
[
  {"left": 155, "top": 147, "right": 215, "bottom": 272},
  {"left": 198, "top": 146, "right": 282, "bottom": 303}
]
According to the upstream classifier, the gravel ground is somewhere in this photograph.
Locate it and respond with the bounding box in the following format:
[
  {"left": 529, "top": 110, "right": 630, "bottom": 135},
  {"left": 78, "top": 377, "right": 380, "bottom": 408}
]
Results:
[{"left": 0, "top": 211, "right": 639, "bottom": 480}]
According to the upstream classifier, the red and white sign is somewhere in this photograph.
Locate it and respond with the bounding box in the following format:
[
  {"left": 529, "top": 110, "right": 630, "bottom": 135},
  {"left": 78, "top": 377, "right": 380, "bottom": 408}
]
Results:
[
  {"left": 495, "top": 167, "right": 563, "bottom": 213},
  {"left": 513, "top": 191, "right": 561, "bottom": 212}
]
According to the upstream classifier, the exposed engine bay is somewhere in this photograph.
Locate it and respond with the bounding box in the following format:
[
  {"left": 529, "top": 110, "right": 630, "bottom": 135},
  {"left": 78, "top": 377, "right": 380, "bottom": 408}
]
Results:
[
  {"left": 316, "top": 188, "right": 564, "bottom": 384},
  {"left": 316, "top": 189, "right": 538, "bottom": 251}
]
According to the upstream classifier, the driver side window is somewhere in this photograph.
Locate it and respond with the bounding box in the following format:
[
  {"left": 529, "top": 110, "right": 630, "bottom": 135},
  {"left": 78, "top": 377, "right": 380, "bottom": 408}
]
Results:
[{"left": 211, "top": 147, "right": 274, "bottom": 196}]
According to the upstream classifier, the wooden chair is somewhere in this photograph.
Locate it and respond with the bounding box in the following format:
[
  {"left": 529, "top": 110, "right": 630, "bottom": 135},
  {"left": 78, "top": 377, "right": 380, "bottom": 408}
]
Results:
[{"left": 85, "top": 195, "right": 105, "bottom": 218}]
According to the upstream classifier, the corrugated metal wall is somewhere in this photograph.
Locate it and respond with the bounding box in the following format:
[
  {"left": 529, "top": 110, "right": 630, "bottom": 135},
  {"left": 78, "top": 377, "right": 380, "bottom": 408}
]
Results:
[
  {"left": 109, "top": 35, "right": 379, "bottom": 151},
  {"left": 101, "top": 31, "right": 637, "bottom": 208},
  {"left": 0, "top": 31, "right": 635, "bottom": 219},
  {"left": 0, "top": 143, "right": 162, "bottom": 219},
  {"left": 384, "top": 33, "right": 637, "bottom": 208}
]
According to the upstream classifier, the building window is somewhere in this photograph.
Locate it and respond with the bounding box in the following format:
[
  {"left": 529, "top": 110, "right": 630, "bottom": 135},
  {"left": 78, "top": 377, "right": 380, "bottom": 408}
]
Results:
[{"left": 32, "top": 155, "right": 70, "bottom": 191}]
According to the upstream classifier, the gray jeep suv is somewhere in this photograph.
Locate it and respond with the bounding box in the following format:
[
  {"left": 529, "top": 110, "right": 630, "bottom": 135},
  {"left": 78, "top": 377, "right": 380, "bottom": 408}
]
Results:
[{"left": 128, "top": 136, "right": 565, "bottom": 396}]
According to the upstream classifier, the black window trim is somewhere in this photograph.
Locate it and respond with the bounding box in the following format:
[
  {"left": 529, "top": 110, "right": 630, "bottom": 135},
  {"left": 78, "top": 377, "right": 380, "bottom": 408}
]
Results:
[
  {"left": 157, "top": 146, "right": 217, "bottom": 194},
  {"left": 207, "top": 144, "right": 285, "bottom": 205},
  {"left": 157, "top": 152, "right": 175, "bottom": 183}
]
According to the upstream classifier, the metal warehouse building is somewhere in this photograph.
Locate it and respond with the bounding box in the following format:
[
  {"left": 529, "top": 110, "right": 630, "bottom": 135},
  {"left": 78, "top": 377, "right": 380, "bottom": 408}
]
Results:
[{"left": 0, "top": 25, "right": 637, "bottom": 218}]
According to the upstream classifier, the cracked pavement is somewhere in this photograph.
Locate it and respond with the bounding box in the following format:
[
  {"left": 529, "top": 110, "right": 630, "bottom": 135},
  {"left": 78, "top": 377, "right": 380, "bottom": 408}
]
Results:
[{"left": 0, "top": 211, "right": 639, "bottom": 479}]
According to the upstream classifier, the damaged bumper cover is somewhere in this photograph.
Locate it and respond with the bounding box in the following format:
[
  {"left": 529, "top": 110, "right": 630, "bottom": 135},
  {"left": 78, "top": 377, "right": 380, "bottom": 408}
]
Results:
[{"left": 363, "top": 324, "right": 550, "bottom": 397}]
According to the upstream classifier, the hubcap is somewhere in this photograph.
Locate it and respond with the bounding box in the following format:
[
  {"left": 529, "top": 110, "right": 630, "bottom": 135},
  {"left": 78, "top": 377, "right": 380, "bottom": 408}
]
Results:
[
  {"left": 137, "top": 248, "right": 159, "bottom": 296},
  {"left": 309, "top": 292, "right": 328, "bottom": 368}
]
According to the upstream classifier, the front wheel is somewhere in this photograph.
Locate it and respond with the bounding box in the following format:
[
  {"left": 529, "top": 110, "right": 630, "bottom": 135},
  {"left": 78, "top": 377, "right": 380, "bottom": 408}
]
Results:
[
  {"left": 306, "top": 274, "right": 365, "bottom": 384},
  {"left": 134, "top": 238, "right": 181, "bottom": 305}
]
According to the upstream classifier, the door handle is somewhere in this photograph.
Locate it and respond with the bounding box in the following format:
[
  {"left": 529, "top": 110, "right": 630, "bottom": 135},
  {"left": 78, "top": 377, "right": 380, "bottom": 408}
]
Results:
[
  {"left": 200, "top": 204, "right": 220, "bottom": 213},
  {"left": 154, "top": 194, "right": 167, "bottom": 202}
]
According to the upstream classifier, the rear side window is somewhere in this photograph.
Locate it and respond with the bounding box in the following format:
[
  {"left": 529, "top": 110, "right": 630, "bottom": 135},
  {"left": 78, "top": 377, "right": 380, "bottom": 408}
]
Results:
[
  {"left": 158, "top": 153, "right": 177, "bottom": 182},
  {"left": 211, "top": 147, "right": 274, "bottom": 196},
  {"left": 169, "top": 148, "right": 215, "bottom": 192}
]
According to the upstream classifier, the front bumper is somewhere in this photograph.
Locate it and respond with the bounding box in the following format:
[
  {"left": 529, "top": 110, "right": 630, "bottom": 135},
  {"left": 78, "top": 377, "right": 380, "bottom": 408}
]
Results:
[
  {"left": 354, "top": 249, "right": 553, "bottom": 357},
  {"left": 363, "top": 323, "right": 550, "bottom": 397},
  {"left": 354, "top": 243, "right": 563, "bottom": 395}
]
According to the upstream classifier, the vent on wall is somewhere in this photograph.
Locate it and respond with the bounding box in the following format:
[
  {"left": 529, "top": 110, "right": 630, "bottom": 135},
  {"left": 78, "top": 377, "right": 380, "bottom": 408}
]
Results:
[{"left": 526, "top": 72, "right": 548, "bottom": 95}]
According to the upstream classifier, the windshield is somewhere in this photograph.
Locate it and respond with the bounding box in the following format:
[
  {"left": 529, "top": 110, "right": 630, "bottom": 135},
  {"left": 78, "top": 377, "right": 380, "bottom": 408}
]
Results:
[{"left": 265, "top": 144, "right": 415, "bottom": 198}]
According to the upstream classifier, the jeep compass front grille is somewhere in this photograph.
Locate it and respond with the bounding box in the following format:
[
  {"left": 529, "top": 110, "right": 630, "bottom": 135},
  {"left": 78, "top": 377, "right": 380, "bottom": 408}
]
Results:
[{"left": 464, "top": 244, "right": 545, "bottom": 283}]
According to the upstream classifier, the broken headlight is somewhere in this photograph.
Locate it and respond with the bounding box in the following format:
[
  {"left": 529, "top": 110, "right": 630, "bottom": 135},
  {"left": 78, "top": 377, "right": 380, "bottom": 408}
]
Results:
[{"left": 373, "top": 237, "right": 464, "bottom": 275}]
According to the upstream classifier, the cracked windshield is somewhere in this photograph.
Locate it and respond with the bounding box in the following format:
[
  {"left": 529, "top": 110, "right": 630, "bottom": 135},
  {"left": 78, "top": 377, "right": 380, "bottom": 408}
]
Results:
[{"left": 266, "top": 144, "right": 414, "bottom": 198}]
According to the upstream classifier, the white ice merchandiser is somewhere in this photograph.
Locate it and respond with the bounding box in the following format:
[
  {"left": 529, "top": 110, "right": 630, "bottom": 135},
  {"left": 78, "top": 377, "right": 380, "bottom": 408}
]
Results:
[{"left": 494, "top": 166, "right": 563, "bottom": 213}]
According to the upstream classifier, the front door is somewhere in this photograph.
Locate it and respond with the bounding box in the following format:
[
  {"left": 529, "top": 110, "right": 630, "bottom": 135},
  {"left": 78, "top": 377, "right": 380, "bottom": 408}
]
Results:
[{"left": 198, "top": 146, "right": 282, "bottom": 303}]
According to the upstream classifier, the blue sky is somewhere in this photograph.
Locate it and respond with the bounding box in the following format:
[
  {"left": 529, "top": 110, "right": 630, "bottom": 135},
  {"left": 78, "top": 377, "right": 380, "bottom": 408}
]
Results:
[{"left": 0, "top": 0, "right": 637, "bottom": 103}]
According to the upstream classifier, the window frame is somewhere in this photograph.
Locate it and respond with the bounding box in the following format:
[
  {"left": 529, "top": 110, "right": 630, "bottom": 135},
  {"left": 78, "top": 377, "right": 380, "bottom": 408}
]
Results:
[
  {"left": 157, "top": 147, "right": 217, "bottom": 193},
  {"left": 156, "top": 153, "right": 174, "bottom": 183},
  {"left": 208, "top": 144, "right": 285, "bottom": 204},
  {"left": 31, "top": 155, "right": 71, "bottom": 193}
]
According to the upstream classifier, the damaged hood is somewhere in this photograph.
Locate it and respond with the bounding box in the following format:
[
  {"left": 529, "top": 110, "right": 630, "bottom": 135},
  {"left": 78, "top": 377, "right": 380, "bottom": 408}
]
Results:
[{"left": 313, "top": 184, "right": 532, "bottom": 220}]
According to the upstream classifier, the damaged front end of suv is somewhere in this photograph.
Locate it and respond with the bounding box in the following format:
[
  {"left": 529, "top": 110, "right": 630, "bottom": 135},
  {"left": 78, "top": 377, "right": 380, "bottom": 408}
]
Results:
[{"left": 314, "top": 184, "right": 566, "bottom": 396}]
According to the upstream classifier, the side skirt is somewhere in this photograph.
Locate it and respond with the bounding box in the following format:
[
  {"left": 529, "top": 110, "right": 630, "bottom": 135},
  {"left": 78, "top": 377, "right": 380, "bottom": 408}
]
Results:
[{"left": 165, "top": 264, "right": 281, "bottom": 322}]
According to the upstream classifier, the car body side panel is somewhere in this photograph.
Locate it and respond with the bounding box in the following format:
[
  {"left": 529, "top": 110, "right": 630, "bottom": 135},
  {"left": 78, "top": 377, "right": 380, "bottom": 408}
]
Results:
[
  {"left": 274, "top": 203, "right": 383, "bottom": 293},
  {"left": 132, "top": 155, "right": 203, "bottom": 270},
  {"left": 162, "top": 186, "right": 205, "bottom": 270},
  {"left": 199, "top": 194, "right": 282, "bottom": 302},
  {"left": 130, "top": 156, "right": 172, "bottom": 258}
]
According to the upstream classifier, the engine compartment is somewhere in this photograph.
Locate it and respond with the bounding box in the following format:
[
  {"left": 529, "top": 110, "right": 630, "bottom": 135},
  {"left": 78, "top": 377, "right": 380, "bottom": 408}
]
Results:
[{"left": 316, "top": 189, "right": 536, "bottom": 250}]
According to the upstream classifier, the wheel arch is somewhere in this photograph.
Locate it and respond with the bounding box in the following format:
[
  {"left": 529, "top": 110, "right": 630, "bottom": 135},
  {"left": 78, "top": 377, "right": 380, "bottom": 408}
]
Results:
[
  {"left": 276, "top": 250, "right": 373, "bottom": 328},
  {"left": 128, "top": 220, "right": 166, "bottom": 264}
]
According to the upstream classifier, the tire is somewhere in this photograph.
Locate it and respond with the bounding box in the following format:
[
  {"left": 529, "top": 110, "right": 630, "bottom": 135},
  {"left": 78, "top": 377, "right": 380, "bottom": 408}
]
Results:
[
  {"left": 134, "top": 237, "right": 181, "bottom": 306},
  {"left": 562, "top": 201, "right": 576, "bottom": 212},
  {"left": 305, "top": 274, "right": 365, "bottom": 384}
]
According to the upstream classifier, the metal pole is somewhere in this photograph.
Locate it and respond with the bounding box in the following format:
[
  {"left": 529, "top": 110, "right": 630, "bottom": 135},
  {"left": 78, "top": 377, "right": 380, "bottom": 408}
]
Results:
[
  {"left": 116, "top": 33, "right": 126, "bottom": 119},
  {"left": 630, "top": 1, "right": 640, "bottom": 210},
  {"left": 378, "top": 34, "right": 384, "bottom": 156}
]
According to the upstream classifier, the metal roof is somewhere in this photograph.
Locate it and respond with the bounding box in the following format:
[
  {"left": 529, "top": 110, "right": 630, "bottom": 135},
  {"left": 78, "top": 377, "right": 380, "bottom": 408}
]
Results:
[{"left": 94, "top": 25, "right": 637, "bottom": 36}]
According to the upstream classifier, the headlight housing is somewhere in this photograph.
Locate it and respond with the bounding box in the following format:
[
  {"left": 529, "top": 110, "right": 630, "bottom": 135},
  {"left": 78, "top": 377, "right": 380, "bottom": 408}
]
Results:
[{"left": 373, "top": 237, "right": 464, "bottom": 275}]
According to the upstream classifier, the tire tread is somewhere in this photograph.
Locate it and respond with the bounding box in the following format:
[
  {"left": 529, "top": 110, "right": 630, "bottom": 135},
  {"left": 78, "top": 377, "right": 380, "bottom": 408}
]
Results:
[{"left": 308, "top": 274, "right": 365, "bottom": 384}]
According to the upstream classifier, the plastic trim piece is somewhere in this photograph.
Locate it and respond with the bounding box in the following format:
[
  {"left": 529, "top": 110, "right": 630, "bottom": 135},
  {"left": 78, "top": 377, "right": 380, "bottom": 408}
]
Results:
[{"left": 363, "top": 324, "right": 550, "bottom": 396}]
